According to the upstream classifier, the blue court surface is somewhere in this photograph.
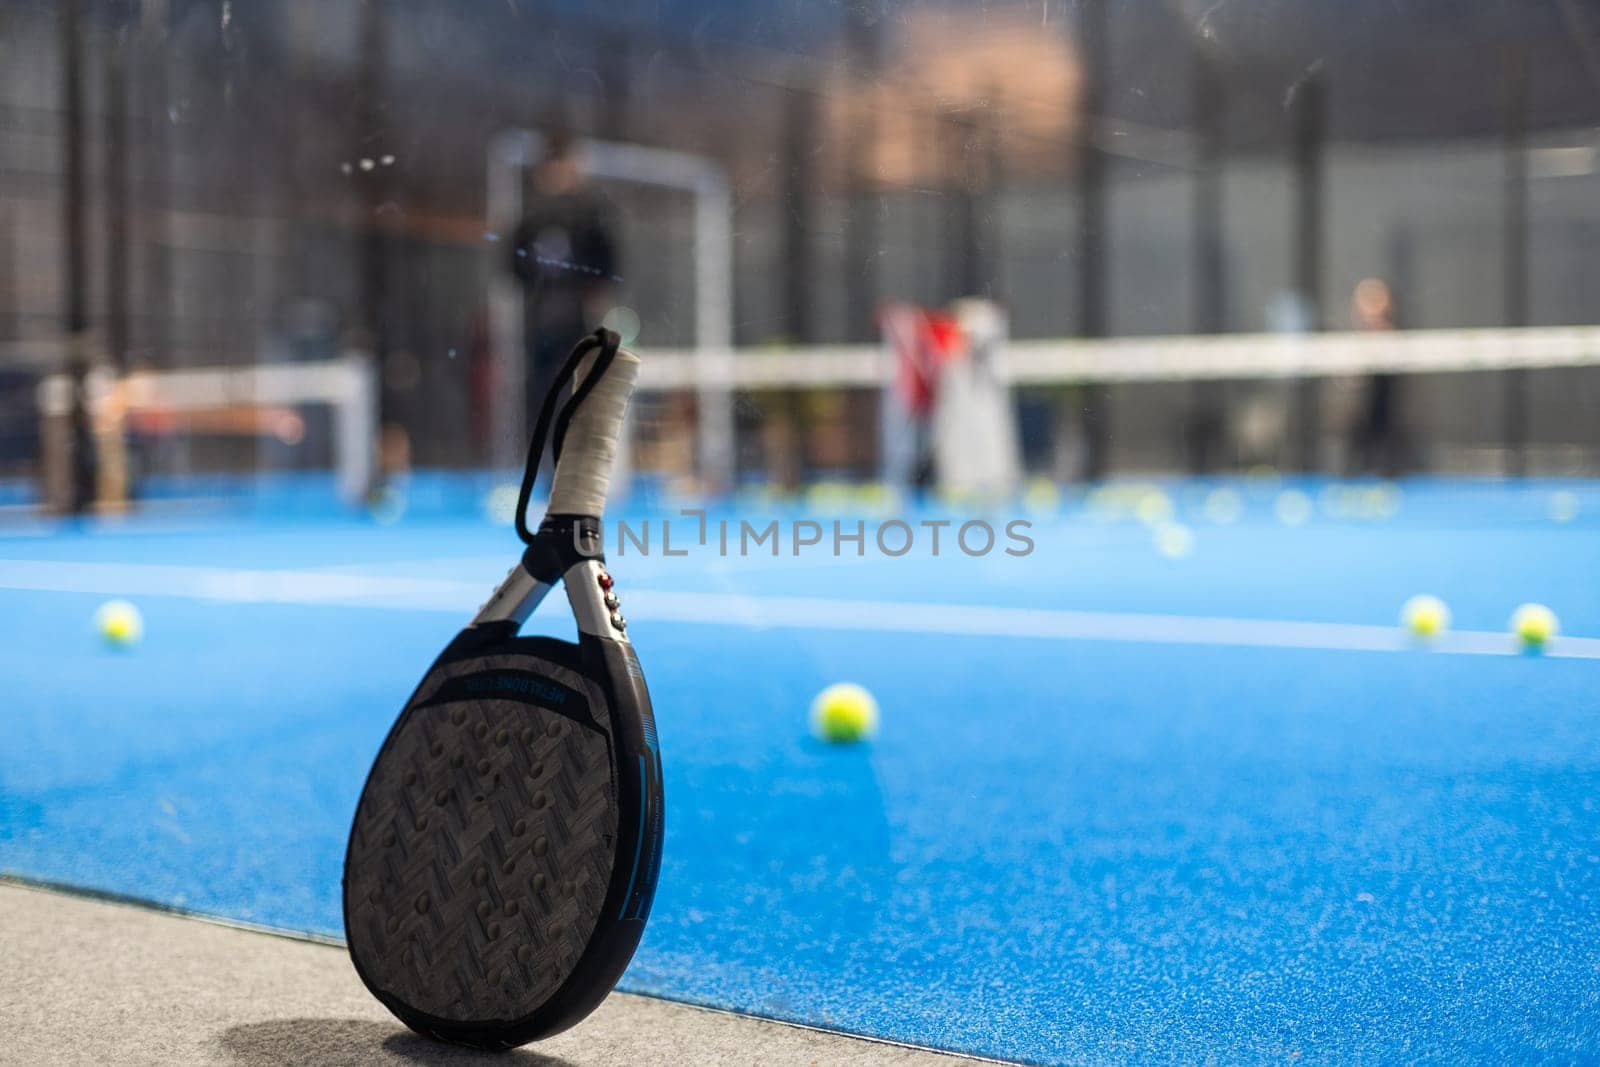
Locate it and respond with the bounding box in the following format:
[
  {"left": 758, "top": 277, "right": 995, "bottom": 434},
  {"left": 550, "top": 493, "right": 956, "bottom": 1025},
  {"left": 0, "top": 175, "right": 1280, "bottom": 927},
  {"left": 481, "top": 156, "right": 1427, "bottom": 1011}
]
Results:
[{"left": 3, "top": 477, "right": 1599, "bottom": 1065}]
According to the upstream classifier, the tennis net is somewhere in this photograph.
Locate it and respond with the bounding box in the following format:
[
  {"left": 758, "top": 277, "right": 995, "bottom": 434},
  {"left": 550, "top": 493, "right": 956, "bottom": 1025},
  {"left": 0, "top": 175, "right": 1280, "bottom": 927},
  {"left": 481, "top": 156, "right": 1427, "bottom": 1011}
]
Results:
[
  {"left": 8, "top": 325, "right": 1598, "bottom": 515},
  {"left": 14, "top": 344, "right": 379, "bottom": 515},
  {"left": 629, "top": 325, "right": 1600, "bottom": 491}
]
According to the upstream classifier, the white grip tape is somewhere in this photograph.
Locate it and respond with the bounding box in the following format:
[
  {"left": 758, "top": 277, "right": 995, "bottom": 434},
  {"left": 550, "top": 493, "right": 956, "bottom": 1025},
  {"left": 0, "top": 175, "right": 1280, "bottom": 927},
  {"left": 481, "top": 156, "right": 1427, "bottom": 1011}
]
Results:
[{"left": 548, "top": 346, "right": 639, "bottom": 517}]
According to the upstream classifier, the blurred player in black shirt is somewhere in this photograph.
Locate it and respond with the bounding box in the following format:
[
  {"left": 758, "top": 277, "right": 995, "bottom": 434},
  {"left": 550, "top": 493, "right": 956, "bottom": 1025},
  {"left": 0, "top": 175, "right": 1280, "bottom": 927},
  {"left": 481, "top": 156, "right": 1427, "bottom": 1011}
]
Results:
[
  {"left": 509, "top": 132, "right": 617, "bottom": 421},
  {"left": 1349, "top": 277, "right": 1403, "bottom": 476}
]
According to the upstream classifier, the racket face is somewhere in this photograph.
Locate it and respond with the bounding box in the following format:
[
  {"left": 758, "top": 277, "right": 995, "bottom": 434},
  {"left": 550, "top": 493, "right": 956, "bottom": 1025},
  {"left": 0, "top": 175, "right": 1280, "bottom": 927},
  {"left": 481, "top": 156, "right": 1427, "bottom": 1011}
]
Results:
[{"left": 343, "top": 632, "right": 661, "bottom": 1049}]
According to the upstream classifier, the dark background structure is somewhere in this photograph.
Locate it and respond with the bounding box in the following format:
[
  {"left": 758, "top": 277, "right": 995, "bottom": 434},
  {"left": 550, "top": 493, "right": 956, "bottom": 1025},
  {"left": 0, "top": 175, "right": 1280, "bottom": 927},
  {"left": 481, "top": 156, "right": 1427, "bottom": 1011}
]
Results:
[{"left": 3, "top": 0, "right": 1599, "bottom": 473}]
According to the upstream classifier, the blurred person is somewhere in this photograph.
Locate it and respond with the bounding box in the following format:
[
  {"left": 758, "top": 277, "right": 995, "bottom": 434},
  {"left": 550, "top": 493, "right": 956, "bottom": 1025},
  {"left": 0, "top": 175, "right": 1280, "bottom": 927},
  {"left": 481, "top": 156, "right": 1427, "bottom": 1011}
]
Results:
[
  {"left": 508, "top": 131, "right": 618, "bottom": 429},
  {"left": 1349, "top": 277, "right": 1404, "bottom": 477}
]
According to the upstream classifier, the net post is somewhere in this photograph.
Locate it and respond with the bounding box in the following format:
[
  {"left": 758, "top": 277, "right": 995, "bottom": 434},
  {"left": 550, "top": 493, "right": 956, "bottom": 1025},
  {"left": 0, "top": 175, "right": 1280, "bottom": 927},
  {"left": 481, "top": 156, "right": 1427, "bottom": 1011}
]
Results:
[
  {"left": 694, "top": 168, "right": 735, "bottom": 496},
  {"left": 337, "top": 349, "right": 380, "bottom": 506},
  {"left": 37, "top": 370, "right": 74, "bottom": 514},
  {"left": 486, "top": 130, "right": 537, "bottom": 474},
  {"left": 91, "top": 363, "right": 128, "bottom": 513}
]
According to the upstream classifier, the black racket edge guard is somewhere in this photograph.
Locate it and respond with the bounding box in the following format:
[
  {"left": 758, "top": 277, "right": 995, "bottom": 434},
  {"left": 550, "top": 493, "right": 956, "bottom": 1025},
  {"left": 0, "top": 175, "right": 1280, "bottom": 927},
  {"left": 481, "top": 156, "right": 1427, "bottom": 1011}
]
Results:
[{"left": 342, "top": 515, "right": 665, "bottom": 1048}]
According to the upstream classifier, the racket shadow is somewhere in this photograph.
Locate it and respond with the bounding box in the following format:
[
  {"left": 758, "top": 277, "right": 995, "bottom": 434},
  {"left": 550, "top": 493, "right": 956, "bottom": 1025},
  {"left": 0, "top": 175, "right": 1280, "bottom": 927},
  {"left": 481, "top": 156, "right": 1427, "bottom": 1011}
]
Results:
[
  {"left": 219, "top": 1018, "right": 576, "bottom": 1066},
  {"left": 647, "top": 732, "right": 898, "bottom": 1018}
]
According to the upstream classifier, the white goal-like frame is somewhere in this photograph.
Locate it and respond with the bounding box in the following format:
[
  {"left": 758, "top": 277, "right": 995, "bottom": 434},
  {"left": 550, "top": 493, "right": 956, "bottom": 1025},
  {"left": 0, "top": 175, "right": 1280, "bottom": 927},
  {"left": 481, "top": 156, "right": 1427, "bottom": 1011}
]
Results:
[{"left": 486, "top": 132, "right": 735, "bottom": 492}]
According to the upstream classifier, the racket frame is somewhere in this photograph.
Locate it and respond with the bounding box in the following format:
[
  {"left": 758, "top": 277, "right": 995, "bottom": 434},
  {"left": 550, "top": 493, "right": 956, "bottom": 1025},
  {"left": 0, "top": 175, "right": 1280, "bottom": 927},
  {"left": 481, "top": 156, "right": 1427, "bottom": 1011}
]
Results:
[{"left": 344, "top": 333, "right": 663, "bottom": 1049}]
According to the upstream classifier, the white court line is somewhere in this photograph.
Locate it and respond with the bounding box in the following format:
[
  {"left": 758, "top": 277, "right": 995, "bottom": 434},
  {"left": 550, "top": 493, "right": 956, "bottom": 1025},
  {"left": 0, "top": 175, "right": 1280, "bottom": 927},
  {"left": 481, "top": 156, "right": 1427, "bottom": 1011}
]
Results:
[
  {"left": 1, "top": 557, "right": 1597, "bottom": 661},
  {"left": 0, "top": 560, "right": 476, "bottom": 609}
]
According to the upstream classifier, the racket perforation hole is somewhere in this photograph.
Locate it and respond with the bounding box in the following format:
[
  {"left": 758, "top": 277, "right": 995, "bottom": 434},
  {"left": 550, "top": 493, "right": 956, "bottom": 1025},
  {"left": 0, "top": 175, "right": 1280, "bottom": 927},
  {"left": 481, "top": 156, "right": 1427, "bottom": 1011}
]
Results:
[
  {"left": 502, "top": 857, "right": 517, "bottom": 874},
  {"left": 516, "top": 945, "right": 532, "bottom": 963},
  {"left": 450, "top": 707, "right": 466, "bottom": 725},
  {"left": 476, "top": 759, "right": 492, "bottom": 776},
  {"left": 428, "top": 742, "right": 444, "bottom": 757},
  {"left": 433, "top": 789, "right": 449, "bottom": 807},
  {"left": 414, "top": 893, "right": 430, "bottom": 914},
  {"left": 472, "top": 865, "right": 489, "bottom": 886},
  {"left": 519, "top": 727, "right": 535, "bottom": 745},
  {"left": 532, "top": 873, "right": 546, "bottom": 891},
  {"left": 546, "top": 721, "right": 563, "bottom": 738},
  {"left": 512, "top": 819, "right": 527, "bottom": 836},
  {"left": 495, "top": 728, "right": 509, "bottom": 745},
  {"left": 532, "top": 836, "right": 548, "bottom": 857},
  {"left": 474, "top": 722, "right": 489, "bottom": 740}
]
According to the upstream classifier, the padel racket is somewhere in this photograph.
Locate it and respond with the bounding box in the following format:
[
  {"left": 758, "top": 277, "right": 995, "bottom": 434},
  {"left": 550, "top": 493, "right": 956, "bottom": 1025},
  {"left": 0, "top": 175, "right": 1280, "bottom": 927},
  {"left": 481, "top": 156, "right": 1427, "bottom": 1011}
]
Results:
[{"left": 344, "top": 328, "right": 662, "bottom": 1049}]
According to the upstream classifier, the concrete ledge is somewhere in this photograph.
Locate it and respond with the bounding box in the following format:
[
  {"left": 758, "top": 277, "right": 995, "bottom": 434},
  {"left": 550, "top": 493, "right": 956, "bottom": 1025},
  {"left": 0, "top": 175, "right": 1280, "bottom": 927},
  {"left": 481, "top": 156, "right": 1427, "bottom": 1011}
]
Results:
[{"left": 1, "top": 882, "right": 994, "bottom": 1066}]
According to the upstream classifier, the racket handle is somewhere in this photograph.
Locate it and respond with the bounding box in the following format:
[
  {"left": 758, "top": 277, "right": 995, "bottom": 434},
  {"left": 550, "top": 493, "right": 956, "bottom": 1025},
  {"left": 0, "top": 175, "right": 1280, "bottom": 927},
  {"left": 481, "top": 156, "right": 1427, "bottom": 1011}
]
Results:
[{"left": 548, "top": 346, "right": 639, "bottom": 518}]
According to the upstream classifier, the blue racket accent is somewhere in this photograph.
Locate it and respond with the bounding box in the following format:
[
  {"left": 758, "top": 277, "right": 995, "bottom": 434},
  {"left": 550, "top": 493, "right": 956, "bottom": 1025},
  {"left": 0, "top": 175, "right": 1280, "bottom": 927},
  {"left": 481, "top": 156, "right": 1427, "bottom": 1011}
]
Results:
[{"left": 619, "top": 755, "right": 648, "bottom": 920}]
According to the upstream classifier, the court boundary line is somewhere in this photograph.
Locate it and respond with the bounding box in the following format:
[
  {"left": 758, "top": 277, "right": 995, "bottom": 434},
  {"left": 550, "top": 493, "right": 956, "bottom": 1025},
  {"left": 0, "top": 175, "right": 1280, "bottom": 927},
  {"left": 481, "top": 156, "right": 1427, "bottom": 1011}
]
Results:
[{"left": 1, "top": 557, "right": 1596, "bottom": 660}]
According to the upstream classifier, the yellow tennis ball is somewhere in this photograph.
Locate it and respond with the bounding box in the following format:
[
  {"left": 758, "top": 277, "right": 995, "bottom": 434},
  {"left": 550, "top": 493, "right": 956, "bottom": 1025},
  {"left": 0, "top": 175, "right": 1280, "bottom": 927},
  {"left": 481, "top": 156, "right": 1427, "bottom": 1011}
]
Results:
[
  {"left": 366, "top": 485, "right": 407, "bottom": 526},
  {"left": 1511, "top": 603, "right": 1558, "bottom": 652},
  {"left": 811, "top": 683, "right": 879, "bottom": 744},
  {"left": 483, "top": 483, "right": 519, "bottom": 525},
  {"left": 1275, "top": 489, "right": 1313, "bottom": 526},
  {"left": 1153, "top": 522, "right": 1194, "bottom": 559},
  {"left": 1202, "top": 487, "right": 1242, "bottom": 525},
  {"left": 1135, "top": 490, "right": 1173, "bottom": 526},
  {"left": 1022, "top": 477, "right": 1062, "bottom": 515},
  {"left": 1401, "top": 594, "right": 1450, "bottom": 641},
  {"left": 94, "top": 599, "right": 144, "bottom": 648}
]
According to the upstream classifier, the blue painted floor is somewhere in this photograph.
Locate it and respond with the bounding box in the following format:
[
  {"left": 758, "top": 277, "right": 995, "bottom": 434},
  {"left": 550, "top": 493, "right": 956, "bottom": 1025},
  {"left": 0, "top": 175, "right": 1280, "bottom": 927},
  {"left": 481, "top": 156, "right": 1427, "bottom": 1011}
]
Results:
[{"left": 2, "top": 479, "right": 1599, "bottom": 1064}]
